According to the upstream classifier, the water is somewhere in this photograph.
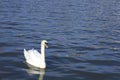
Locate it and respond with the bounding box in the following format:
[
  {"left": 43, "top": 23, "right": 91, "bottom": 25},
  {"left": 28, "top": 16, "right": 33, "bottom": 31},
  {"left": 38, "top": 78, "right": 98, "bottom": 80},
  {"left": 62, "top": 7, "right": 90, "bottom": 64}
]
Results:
[{"left": 0, "top": 0, "right": 120, "bottom": 80}]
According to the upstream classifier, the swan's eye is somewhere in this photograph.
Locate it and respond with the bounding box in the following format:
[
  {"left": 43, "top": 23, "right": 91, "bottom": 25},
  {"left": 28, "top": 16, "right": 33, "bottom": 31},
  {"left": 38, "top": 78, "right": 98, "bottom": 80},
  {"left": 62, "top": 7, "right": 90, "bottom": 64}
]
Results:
[{"left": 45, "top": 42, "right": 48, "bottom": 45}]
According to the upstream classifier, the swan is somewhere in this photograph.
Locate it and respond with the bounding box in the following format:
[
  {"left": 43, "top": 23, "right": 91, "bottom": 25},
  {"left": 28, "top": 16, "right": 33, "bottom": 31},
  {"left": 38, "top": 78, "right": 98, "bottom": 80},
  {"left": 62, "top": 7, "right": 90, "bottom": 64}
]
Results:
[{"left": 24, "top": 40, "right": 48, "bottom": 68}]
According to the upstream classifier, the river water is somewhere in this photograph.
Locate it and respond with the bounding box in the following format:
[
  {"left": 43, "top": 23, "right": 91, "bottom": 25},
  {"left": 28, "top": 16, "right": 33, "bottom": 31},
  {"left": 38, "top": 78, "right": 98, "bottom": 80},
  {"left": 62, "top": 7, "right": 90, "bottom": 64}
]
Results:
[{"left": 0, "top": 0, "right": 120, "bottom": 80}]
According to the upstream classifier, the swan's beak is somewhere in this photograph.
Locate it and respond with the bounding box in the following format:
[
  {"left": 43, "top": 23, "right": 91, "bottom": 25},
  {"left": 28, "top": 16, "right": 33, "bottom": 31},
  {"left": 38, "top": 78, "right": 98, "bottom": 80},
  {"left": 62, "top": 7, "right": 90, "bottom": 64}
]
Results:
[{"left": 45, "top": 43, "right": 48, "bottom": 48}]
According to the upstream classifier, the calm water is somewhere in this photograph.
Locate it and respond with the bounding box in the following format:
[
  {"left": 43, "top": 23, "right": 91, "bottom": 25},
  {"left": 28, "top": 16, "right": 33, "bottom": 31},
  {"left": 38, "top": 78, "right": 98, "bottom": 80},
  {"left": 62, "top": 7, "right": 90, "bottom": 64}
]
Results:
[{"left": 0, "top": 0, "right": 120, "bottom": 80}]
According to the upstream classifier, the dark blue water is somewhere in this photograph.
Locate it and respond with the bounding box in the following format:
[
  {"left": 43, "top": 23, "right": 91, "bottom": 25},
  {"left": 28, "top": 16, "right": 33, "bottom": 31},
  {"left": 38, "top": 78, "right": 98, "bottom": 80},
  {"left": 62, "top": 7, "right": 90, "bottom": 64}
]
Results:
[{"left": 0, "top": 0, "right": 120, "bottom": 80}]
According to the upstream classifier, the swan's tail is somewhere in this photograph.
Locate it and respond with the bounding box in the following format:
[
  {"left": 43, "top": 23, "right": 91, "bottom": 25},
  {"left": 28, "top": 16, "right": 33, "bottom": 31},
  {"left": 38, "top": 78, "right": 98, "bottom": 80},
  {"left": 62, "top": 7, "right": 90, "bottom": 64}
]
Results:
[
  {"left": 24, "top": 49, "right": 27, "bottom": 54},
  {"left": 24, "top": 49, "right": 28, "bottom": 60}
]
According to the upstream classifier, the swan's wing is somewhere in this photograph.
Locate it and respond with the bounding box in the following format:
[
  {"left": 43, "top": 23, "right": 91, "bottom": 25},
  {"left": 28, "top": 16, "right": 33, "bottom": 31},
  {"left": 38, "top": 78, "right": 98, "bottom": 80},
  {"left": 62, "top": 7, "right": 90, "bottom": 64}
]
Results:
[
  {"left": 30, "top": 49, "right": 41, "bottom": 57},
  {"left": 24, "top": 49, "right": 41, "bottom": 62}
]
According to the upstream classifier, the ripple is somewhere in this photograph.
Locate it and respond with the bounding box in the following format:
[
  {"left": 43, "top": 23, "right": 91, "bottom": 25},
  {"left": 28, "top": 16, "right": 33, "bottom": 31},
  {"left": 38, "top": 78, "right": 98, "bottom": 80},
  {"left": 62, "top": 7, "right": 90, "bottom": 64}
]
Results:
[{"left": 0, "top": 0, "right": 120, "bottom": 80}]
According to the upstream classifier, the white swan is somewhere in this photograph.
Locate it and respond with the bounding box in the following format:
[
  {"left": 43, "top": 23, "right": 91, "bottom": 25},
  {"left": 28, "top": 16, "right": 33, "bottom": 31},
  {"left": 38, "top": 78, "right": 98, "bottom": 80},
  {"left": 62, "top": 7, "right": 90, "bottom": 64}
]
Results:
[{"left": 24, "top": 40, "right": 48, "bottom": 68}]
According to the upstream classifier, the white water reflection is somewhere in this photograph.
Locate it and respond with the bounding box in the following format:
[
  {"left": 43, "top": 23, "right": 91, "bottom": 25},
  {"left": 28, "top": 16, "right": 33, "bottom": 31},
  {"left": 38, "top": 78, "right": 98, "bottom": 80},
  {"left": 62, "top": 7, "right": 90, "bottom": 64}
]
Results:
[{"left": 25, "top": 63, "right": 45, "bottom": 80}]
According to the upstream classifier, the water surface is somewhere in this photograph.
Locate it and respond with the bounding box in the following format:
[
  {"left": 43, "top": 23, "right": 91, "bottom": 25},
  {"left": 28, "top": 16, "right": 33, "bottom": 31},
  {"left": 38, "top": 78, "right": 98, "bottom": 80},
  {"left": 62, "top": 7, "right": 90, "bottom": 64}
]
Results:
[{"left": 0, "top": 0, "right": 120, "bottom": 80}]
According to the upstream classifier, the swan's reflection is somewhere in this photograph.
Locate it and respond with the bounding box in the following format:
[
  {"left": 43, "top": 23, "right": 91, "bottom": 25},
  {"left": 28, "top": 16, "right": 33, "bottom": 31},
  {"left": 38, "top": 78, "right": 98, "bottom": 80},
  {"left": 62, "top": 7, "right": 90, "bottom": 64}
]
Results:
[{"left": 25, "top": 63, "right": 45, "bottom": 80}]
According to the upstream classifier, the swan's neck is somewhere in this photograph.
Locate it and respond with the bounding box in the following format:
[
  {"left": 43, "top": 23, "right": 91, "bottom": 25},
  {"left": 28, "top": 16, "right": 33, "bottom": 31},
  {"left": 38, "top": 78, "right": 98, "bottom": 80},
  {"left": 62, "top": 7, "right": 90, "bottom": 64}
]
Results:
[{"left": 41, "top": 44, "right": 45, "bottom": 62}]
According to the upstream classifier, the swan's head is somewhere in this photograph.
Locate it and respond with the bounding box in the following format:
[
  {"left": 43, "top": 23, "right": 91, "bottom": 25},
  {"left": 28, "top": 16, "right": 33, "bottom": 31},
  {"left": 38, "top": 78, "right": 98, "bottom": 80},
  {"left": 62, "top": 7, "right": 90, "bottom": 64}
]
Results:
[{"left": 41, "top": 40, "right": 48, "bottom": 48}]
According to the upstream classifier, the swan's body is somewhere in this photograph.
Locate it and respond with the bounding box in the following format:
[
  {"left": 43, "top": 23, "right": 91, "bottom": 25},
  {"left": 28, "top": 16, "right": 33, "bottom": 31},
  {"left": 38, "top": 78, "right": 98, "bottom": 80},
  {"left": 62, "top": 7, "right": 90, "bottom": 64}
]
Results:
[{"left": 24, "top": 40, "right": 48, "bottom": 68}]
